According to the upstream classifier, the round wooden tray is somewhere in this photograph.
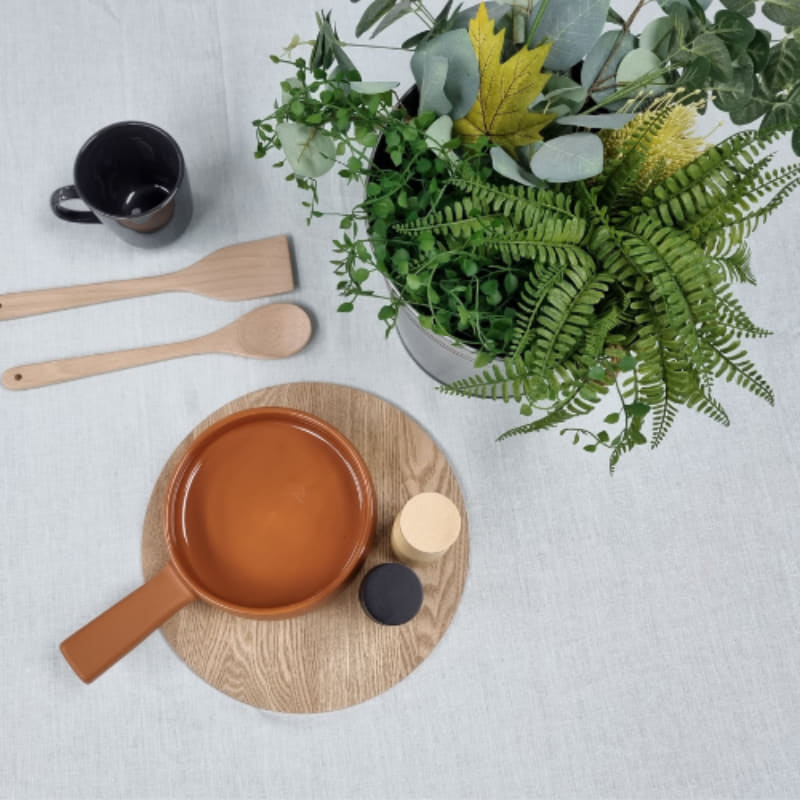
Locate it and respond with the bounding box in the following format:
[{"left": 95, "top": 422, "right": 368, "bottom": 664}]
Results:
[{"left": 141, "top": 382, "right": 469, "bottom": 712}]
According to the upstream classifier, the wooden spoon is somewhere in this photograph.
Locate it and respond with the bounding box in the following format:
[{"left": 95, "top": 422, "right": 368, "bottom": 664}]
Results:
[
  {"left": 2, "top": 303, "right": 312, "bottom": 390},
  {"left": 0, "top": 236, "right": 294, "bottom": 320}
]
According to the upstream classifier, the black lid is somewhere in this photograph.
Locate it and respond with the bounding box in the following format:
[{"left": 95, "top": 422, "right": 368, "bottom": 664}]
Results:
[{"left": 359, "top": 563, "right": 423, "bottom": 626}]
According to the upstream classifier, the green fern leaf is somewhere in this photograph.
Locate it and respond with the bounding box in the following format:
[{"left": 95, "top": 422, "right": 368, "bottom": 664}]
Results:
[
  {"left": 700, "top": 327, "right": 775, "bottom": 405},
  {"left": 686, "top": 385, "right": 731, "bottom": 428}
]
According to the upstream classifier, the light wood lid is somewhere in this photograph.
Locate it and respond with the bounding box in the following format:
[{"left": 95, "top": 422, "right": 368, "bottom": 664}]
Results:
[{"left": 391, "top": 492, "right": 462, "bottom": 564}]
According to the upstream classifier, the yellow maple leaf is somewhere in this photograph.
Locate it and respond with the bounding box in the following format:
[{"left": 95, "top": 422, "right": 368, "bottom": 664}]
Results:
[{"left": 453, "top": 3, "right": 555, "bottom": 153}]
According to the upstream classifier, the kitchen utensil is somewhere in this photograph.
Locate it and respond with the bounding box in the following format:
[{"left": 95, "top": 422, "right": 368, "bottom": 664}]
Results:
[
  {"left": 0, "top": 236, "right": 294, "bottom": 320},
  {"left": 2, "top": 302, "right": 311, "bottom": 390},
  {"left": 61, "top": 406, "right": 377, "bottom": 683},
  {"left": 50, "top": 120, "right": 192, "bottom": 247}
]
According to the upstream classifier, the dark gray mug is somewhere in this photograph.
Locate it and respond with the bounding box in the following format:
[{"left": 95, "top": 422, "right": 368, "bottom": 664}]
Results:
[{"left": 50, "top": 121, "right": 192, "bottom": 248}]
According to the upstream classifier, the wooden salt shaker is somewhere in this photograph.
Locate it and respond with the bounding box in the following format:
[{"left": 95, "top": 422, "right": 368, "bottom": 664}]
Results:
[{"left": 390, "top": 492, "right": 461, "bottom": 566}]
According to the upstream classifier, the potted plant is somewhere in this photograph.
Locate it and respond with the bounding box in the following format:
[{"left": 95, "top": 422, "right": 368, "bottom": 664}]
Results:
[{"left": 253, "top": 0, "right": 800, "bottom": 471}]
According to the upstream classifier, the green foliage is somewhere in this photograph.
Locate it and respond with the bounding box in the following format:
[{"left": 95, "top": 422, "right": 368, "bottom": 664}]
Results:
[
  {"left": 423, "top": 114, "right": 792, "bottom": 471},
  {"left": 252, "top": 2, "right": 800, "bottom": 469}
]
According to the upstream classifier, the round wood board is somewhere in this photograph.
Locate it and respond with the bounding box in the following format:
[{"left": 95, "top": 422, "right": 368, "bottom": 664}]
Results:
[{"left": 141, "top": 382, "right": 469, "bottom": 712}]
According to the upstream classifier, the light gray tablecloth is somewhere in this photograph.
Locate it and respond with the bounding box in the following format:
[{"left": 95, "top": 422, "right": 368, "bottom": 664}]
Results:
[{"left": 1, "top": 2, "right": 799, "bottom": 798}]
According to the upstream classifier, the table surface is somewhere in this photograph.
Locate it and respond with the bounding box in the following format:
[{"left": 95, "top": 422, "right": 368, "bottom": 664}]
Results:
[{"left": 1, "top": 2, "right": 798, "bottom": 799}]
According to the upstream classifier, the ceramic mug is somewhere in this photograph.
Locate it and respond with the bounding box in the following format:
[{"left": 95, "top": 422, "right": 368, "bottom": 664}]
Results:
[
  {"left": 60, "top": 407, "right": 377, "bottom": 683},
  {"left": 50, "top": 121, "right": 192, "bottom": 247}
]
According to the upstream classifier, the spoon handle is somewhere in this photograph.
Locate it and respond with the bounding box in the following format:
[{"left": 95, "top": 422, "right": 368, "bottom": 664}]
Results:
[
  {"left": 2, "top": 335, "right": 209, "bottom": 390},
  {"left": 0, "top": 273, "right": 181, "bottom": 321}
]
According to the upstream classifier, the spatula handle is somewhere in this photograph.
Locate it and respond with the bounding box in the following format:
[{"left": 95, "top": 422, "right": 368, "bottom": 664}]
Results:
[
  {"left": 0, "top": 274, "right": 177, "bottom": 320},
  {"left": 2, "top": 336, "right": 206, "bottom": 390}
]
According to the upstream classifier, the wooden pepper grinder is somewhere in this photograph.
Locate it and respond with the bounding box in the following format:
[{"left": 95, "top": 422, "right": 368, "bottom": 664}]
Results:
[{"left": 390, "top": 492, "right": 461, "bottom": 566}]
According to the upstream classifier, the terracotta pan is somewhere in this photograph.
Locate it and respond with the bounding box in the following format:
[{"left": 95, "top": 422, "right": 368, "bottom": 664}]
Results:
[{"left": 60, "top": 407, "right": 377, "bottom": 683}]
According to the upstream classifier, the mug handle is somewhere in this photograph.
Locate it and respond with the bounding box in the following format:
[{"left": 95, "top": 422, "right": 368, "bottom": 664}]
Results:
[
  {"left": 50, "top": 185, "right": 102, "bottom": 223},
  {"left": 59, "top": 561, "right": 196, "bottom": 683}
]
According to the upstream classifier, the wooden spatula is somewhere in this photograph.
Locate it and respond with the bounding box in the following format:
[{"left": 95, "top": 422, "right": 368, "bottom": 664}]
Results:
[
  {"left": 2, "top": 303, "right": 312, "bottom": 390},
  {"left": 0, "top": 236, "right": 294, "bottom": 320}
]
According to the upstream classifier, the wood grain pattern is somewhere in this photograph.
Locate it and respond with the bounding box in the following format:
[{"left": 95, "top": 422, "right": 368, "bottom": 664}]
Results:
[
  {"left": 0, "top": 235, "right": 294, "bottom": 321},
  {"left": 141, "top": 382, "right": 469, "bottom": 712},
  {"left": 2, "top": 303, "right": 312, "bottom": 390}
]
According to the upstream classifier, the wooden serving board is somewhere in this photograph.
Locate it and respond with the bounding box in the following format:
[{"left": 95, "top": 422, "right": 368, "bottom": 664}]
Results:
[{"left": 141, "top": 382, "right": 469, "bottom": 712}]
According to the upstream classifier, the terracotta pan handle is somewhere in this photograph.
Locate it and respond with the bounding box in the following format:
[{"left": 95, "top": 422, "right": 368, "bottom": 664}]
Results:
[{"left": 60, "top": 562, "right": 196, "bottom": 683}]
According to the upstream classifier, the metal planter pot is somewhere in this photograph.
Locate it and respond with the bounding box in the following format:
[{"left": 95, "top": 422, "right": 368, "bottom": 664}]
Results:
[{"left": 392, "top": 292, "right": 484, "bottom": 385}]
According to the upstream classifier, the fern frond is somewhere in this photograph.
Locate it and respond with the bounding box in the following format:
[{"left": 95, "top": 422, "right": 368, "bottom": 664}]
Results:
[
  {"left": 634, "top": 130, "right": 771, "bottom": 220},
  {"left": 701, "top": 164, "right": 800, "bottom": 245},
  {"left": 583, "top": 303, "right": 626, "bottom": 359},
  {"left": 699, "top": 327, "right": 775, "bottom": 405},
  {"left": 498, "top": 366, "right": 612, "bottom": 439},
  {"left": 620, "top": 218, "right": 719, "bottom": 368},
  {"left": 528, "top": 264, "right": 612, "bottom": 374},
  {"left": 712, "top": 287, "right": 772, "bottom": 338},
  {"left": 393, "top": 197, "right": 499, "bottom": 238},
  {"left": 437, "top": 356, "right": 547, "bottom": 403},
  {"left": 686, "top": 385, "right": 731, "bottom": 428},
  {"left": 449, "top": 176, "right": 584, "bottom": 225},
  {"left": 627, "top": 291, "right": 697, "bottom": 447},
  {"left": 713, "top": 243, "right": 755, "bottom": 284},
  {"left": 487, "top": 234, "right": 591, "bottom": 268},
  {"left": 510, "top": 259, "right": 569, "bottom": 356}
]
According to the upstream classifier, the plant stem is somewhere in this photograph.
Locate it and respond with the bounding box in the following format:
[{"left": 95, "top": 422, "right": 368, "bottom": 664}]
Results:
[
  {"left": 340, "top": 42, "right": 407, "bottom": 51},
  {"left": 525, "top": 0, "right": 551, "bottom": 48},
  {"left": 412, "top": 1, "right": 437, "bottom": 27},
  {"left": 588, "top": 0, "right": 651, "bottom": 97}
]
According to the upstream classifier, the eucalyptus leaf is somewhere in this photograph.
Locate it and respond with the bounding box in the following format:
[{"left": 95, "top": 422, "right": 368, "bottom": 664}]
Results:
[
  {"left": 748, "top": 29, "right": 771, "bottom": 71},
  {"left": 616, "top": 48, "right": 667, "bottom": 95},
  {"left": 450, "top": 2, "right": 508, "bottom": 29},
  {"left": 414, "top": 54, "right": 451, "bottom": 115},
  {"left": 676, "top": 54, "right": 711, "bottom": 91},
  {"left": 763, "top": 38, "right": 800, "bottom": 93},
  {"left": 713, "top": 10, "right": 755, "bottom": 59},
  {"left": 712, "top": 61, "right": 754, "bottom": 111},
  {"left": 763, "top": 0, "right": 800, "bottom": 28},
  {"left": 667, "top": 4, "right": 693, "bottom": 47},
  {"left": 275, "top": 122, "right": 336, "bottom": 177},
  {"left": 721, "top": 0, "right": 755, "bottom": 14},
  {"left": 760, "top": 85, "right": 800, "bottom": 136},
  {"left": 528, "top": 0, "right": 611, "bottom": 71},
  {"left": 581, "top": 30, "right": 635, "bottom": 102},
  {"left": 355, "top": 0, "right": 397, "bottom": 37},
  {"left": 556, "top": 112, "right": 635, "bottom": 129},
  {"left": 349, "top": 81, "right": 400, "bottom": 94},
  {"left": 729, "top": 94, "right": 769, "bottom": 124},
  {"left": 544, "top": 103, "right": 575, "bottom": 119},
  {"left": 332, "top": 42, "right": 359, "bottom": 77},
  {"left": 425, "top": 115, "right": 457, "bottom": 157},
  {"left": 529, "top": 132, "right": 604, "bottom": 181},
  {"left": 410, "top": 29, "right": 479, "bottom": 120},
  {"left": 607, "top": 7, "right": 625, "bottom": 25},
  {"left": 371, "top": 0, "right": 413, "bottom": 37},
  {"left": 490, "top": 146, "right": 542, "bottom": 186},
  {"left": 640, "top": 17, "right": 676, "bottom": 60},
  {"left": 540, "top": 75, "right": 588, "bottom": 112},
  {"left": 691, "top": 33, "right": 733, "bottom": 81},
  {"left": 657, "top": 0, "right": 711, "bottom": 8},
  {"left": 792, "top": 127, "right": 800, "bottom": 156}
]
